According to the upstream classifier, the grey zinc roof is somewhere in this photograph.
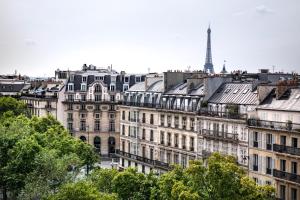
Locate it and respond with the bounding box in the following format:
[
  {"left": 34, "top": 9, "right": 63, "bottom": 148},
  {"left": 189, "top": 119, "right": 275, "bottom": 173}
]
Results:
[
  {"left": 128, "top": 82, "right": 145, "bottom": 91},
  {"left": 0, "top": 83, "right": 27, "bottom": 92},
  {"left": 208, "top": 83, "right": 259, "bottom": 105},
  {"left": 258, "top": 88, "right": 300, "bottom": 112},
  {"left": 190, "top": 84, "right": 205, "bottom": 96},
  {"left": 166, "top": 83, "right": 187, "bottom": 95},
  {"left": 147, "top": 80, "right": 164, "bottom": 92}
]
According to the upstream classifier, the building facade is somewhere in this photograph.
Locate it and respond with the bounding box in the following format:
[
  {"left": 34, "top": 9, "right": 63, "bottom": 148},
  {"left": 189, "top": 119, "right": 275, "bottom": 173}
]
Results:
[{"left": 248, "top": 79, "right": 300, "bottom": 200}]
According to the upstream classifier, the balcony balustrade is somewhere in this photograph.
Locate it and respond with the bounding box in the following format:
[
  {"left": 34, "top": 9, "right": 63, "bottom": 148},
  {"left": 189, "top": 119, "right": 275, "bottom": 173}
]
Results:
[
  {"left": 248, "top": 119, "right": 300, "bottom": 132},
  {"left": 273, "top": 169, "right": 300, "bottom": 184},
  {"left": 273, "top": 144, "right": 300, "bottom": 156},
  {"left": 201, "top": 129, "right": 238, "bottom": 143},
  {"left": 115, "top": 150, "right": 170, "bottom": 170}
]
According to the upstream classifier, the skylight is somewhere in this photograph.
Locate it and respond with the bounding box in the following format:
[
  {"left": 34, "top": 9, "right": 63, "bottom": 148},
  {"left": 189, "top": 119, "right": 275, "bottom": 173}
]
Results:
[
  {"left": 243, "top": 89, "right": 249, "bottom": 94},
  {"left": 225, "top": 88, "right": 231, "bottom": 93},
  {"left": 295, "top": 94, "right": 300, "bottom": 99},
  {"left": 233, "top": 89, "right": 239, "bottom": 94}
]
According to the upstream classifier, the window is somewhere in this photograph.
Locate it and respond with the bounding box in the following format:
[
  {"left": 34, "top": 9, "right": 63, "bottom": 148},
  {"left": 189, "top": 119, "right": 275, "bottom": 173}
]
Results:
[
  {"left": 110, "top": 84, "right": 115, "bottom": 91},
  {"left": 110, "top": 95, "right": 115, "bottom": 102},
  {"left": 280, "top": 135, "right": 287, "bottom": 146},
  {"left": 175, "top": 134, "right": 179, "bottom": 147},
  {"left": 81, "top": 84, "right": 86, "bottom": 91},
  {"left": 94, "top": 120, "right": 100, "bottom": 131},
  {"left": 123, "top": 85, "right": 129, "bottom": 92},
  {"left": 122, "top": 111, "right": 125, "bottom": 120},
  {"left": 291, "top": 188, "right": 297, "bottom": 200},
  {"left": 125, "top": 77, "right": 129, "bottom": 83},
  {"left": 190, "top": 137, "right": 194, "bottom": 151},
  {"left": 95, "top": 104, "right": 100, "bottom": 111},
  {"left": 80, "top": 104, "right": 86, "bottom": 110},
  {"left": 291, "top": 161, "right": 297, "bottom": 174},
  {"left": 81, "top": 94, "right": 86, "bottom": 101},
  {"left": 167, "top": 152, "right": 171, "bottom": 164},
  {"left": 167, "top": 132, "right": 171, "bottom": 146},
  {"left": 253, "top": 132, "right": 258, "bottom": 147},
  {"left": 266, "top": 134, "right": 272, "bottom": 150},
  {"left": 67, "top": 113, "right": 73, "bottom": 120},
  {"left": 182, "top": 135, "right": 186, "bottom": 149},
  {"left": 95, "top": 113, "right": 100, "bottom": 119},
  {"left": 150, "top": 148, "right": 154, "bottom": 160},
  {"left": 142, "top": 129, "right": 145, "bottom": 140},
  {"left": 67, "top": 104, "right": 73, "bottom": 110},
  {"left": 175, "top": 116, "right": 179, "bottom": 128},
  {"left": 67, "top": 122, "right": 73, "bottom": 132},
  {"left": 160, "top": 115, "right": 165, "bottom": 126},
  {"left": 94, "top": 84, "right": 101, "bottom": 92},
  {"left": 80, "top": 113, "right": 86, "bottom": 118},
  {"left": 280, "top": 185, "right": 286, "bottom": 200},
  {"left": 190, "top": 118, "right": 195, "bottom": 131},
  {"left": 82, "top": 76, "right": 87, "bottom": 82},
  {"left": 292, "top": 137, "right": 298, "bottom": 148},
  {"left": 150, "top": 130, "right": 154, "bottom": 141},
  {"left": 68, "top": 84, "right": 74, "bottom": 91},
  {"left": 280, "top": 159, "right": 286, "bottom": 172},
  {"left": 150, "top": 114, "right": 154, "bottom": 124},
  {"left": 253, "top": 154, "right": 258, "bottom": 171},
  {"left": 109, "top": 121, "right": 115, "bottom": 132},
  {"left": 174, "top": 154, "right": 179, "bottom": 164},
  {"left": 80, "top": 120, "right": 86, "bottom": 131},
  {"left": 167, "top": 115, "right": 171, "bottom": 127},
  {"left": 181, "top": 155, "right": 187, "bottom": 168},
  {"left": 122, "top": 125, "right": 125, "bottom": 135},
  {"left": 142, "top": 113, "right": 146, "bottom": 123},
  {"left": 160, "top": 131, "right": 165, "bottom": 145},
  {"left": 182, "top": 117, "right": 186, "bottom": 129},
  {"left": 135, "top": 76, "right": 141, "bottom": 82},
  {"left": 233, "top": 89, "right": 239, "bottom": 94},
  {"left": 95, "top": 94, "right": 101, "bottom": 101},
  {"left": 266, "top": 157, "right": 272, "bottom": 174}
]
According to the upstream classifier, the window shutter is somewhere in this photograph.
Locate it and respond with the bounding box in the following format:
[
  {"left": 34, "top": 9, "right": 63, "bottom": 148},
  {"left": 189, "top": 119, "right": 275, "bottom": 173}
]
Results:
[
  {"left": 258, "top": 132, "right": 262, "bottom": 148},
  {"left": 262, "top": 156, "right": 266, "bottom": 174},
  {"left": 249, "top": 131, "right": 253, "bottom": 147},
  {"left": 262, "top": 133, "right": 266, "bottom": 149},
  {"left": 258, "top": 155, "right": 262, "bottom": 172}
]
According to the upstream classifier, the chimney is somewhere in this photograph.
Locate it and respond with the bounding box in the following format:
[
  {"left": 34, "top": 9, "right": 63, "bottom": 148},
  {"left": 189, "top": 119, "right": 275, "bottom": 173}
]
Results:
[{"left": 275, "top": 78, "right": 298, "bottom": 99}]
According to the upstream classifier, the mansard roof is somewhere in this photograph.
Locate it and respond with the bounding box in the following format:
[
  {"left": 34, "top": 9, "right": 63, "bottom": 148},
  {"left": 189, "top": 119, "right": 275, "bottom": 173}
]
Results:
[
  {"left": 208, "top": 82, "right": 259, "bottom": 105},
  {"left": 258, "top": 88, "right": 300, "bottom": 112}
]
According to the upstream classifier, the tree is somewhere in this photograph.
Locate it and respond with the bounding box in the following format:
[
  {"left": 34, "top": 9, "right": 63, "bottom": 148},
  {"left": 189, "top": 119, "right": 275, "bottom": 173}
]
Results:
[
  {"left": 0, "top": 96, "right": 29, "bottom": 117},
  {"left": 89, "top": 168, "right": 118, "bottom": 193},
  {"left": 0, "top": 114, "right": 98, "bottom": 200}
]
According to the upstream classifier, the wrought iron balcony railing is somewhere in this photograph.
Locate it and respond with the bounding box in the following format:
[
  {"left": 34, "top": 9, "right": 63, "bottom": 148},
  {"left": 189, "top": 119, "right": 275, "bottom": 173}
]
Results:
[
  {"left": 248, "top": 119, "right": 300, "bottom": 132},
  {"left": 273, "top": 144, "right": 300, "bottom": 156},
  {"left": 273, "top": 169, "right": 300, "bottom": 184},
  {"left": 201, "top": 129, "right": 238, "bottom": 143},
  {"left": 115, "top": 150, "right": 171, "bottom": 170}
]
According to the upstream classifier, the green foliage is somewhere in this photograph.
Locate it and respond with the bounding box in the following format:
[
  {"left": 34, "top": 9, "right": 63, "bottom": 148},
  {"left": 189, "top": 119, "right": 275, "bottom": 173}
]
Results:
[
  {"left": 90, "top": 168, "right": 118, "bottom": 193},
  {"left": 48, "top": 181, "right": 102, "bottom": 200},
  {"left": 0, "top": 96, "right": 29, "bottom": 117},
  {"left": 0, "top": 113, "right": 98, "bottom": 199}
]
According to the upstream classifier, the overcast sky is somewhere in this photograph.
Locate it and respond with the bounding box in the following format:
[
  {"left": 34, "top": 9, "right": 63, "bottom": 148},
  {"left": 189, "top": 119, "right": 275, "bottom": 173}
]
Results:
[{"left": 0, "top": 0, "right": 299, "bottom": 77}]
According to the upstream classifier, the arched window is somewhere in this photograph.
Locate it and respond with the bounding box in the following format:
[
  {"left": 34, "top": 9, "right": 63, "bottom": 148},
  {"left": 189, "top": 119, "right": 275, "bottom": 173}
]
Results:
[
  {"left": 94, "top": 84, "right": 102, "bottom": 93},
  {"left": 108, "top": 137, "right": 116, "bottom": 154},
  {"left": 94, "top": 136, "right": 101, "bottom": 153},
  {"left": 80, "top": 136, "right": 87, "bottom": 142}
]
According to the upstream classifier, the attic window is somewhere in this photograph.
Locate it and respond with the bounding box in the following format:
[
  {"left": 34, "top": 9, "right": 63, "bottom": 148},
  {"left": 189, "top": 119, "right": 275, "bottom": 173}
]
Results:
[
  {"left": 243, "top": 89, "right": 249, "bottom": 94},
  {"left": 233, "top": 89, "right": 239, "bottom": 94},
  {"left": 82, "top": 76, "right": 87, "bottom": 82},
  {"left": 224, "top": 88, "right": 231, "bottom": 93},
  {"left": 95, "top": 76, "right": 100, "bottom": 81}
]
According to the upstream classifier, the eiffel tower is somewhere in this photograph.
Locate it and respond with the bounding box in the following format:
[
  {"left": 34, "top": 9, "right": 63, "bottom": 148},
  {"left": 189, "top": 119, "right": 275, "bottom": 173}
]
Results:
[{"left": 203, "top": 26, "right": 214, "bottom": 74}]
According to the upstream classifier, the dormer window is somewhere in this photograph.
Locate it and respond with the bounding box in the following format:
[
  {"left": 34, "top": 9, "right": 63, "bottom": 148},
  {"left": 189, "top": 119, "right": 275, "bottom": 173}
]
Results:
[
  {"left": 95, "top": 84, "right": 102, "bottom": 93},
  {"left": 81, "top": 83, "right": 87, "bottom": 91},
  {"left": 135, "top": 76, "right": 141, "bottom": 82},
  {"left": 123, "top": 85, "right": 129, "bottom": 92},
  {"left": 110, "top": 84, "right": 115, "bottom": 92},
  {"left": 125, "top": 77, "right": 129, "bottom": 83},
  {"left": 68, "top": 83, "right": 74, "bottom": 91},
  {"left": 82, "top": 76, "right": 87, "bottom": 82}
]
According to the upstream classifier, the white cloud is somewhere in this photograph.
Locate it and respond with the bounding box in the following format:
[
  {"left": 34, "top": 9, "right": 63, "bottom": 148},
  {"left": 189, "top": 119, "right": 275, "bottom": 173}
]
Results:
[
  {"left": 232, "top": 10, "right": 247, "bottom": 16},
  {"left": 255, "top": 5, "right": 275, "bottom": 15}
]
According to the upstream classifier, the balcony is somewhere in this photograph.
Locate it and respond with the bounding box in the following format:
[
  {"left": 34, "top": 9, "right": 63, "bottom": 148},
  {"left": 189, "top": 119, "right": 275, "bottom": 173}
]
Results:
[
  {"left": 273, "top": 144, "right": 300, "bottom": 156},
  {"left": 197, "top": 110, "right": 246, "bottom": 120},
  {"left": 266, "top": 168, "right": 272, "bottom": 175},
  {"left": 248, "top": 119, "right": 300, "bottom": 133},
  {"left": 201, "top": 129, "right": 238, "bottom": 143},
  {"left": 273, "top": 169, "right": 300, "bottom": 184},
  {"left": 115, "top": 150, "right": 170, "bottom": 170}
]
